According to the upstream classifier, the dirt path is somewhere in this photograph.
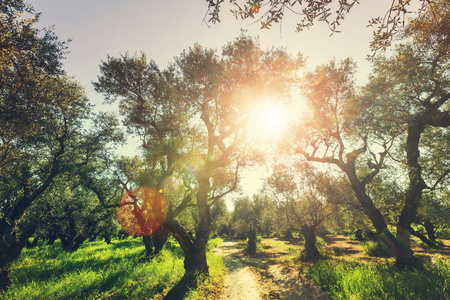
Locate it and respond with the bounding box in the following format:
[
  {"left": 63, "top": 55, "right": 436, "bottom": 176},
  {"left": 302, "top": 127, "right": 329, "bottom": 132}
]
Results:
[
  {"left": 214, "top": 240, "right": 330, "bottom": 300},
  {"left": 214, "top": 236, "right": 450, "bottom": 299},
  {"left": 215, "top": 241, "right": 263, "bottom": 299}
]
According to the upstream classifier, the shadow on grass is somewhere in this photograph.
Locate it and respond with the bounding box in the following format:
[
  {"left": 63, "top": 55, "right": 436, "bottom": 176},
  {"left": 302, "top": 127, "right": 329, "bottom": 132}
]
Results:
[
  {"left": 276, "top": 237, "right": 303, "bottom": 246},
  {"left": 163, "top": 276, "right": 198, "bottom": 300},
  {"left": 11, "top": 248, "right": 147, "bottom": 285},
  {"left": 111, "top": 239, "right": 142, "bottom": 249},
  {"left": 58, "top": 270, "right": 126, "bottom": 299}
]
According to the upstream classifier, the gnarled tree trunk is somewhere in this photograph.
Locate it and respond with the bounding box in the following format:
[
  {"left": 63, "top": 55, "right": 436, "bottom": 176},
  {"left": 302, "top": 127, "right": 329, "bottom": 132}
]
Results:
[
  {"left": 0, "top": 222, "right": 30, "bottom": 292},
  {"left": 246, "top": 230, "right": 257, "bottom": 254},
  {"left": 0, "top": 241, "right": 21, "bottom": 293},
  {"left": 424, "top": 220, "right": 436, "bottom": 241},
  {"left": 301, "top": 225, "right": 321, "bottom": 261},
  {"left": 394, "top": 122, "right": 427, "bottom": 269},
  {"left": 346, "top": 169, "right": 417, "bottom": 268},
  {"left": 143, "top": 226, "right": 170, "bottom": 256},
  {"left": 165, "top": 220, "right": 209, "bottom": 278}
]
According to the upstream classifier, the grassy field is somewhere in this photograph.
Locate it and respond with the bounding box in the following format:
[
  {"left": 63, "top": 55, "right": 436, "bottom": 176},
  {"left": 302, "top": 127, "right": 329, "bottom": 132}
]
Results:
[
  {"left": 4, "top": 235, "right": 450, "bottom": 299},
  {"left": 2, "top": 237, "right": 224, "bottom": 300},
  {"left": 257, "top": 236, "right": 450, "bottom": 299},
  {"left": 305, "top": 237, "right": 450, "bottom": 300},
  {"left": 306, "top": 257, "right": 450, "bottom": 300}
]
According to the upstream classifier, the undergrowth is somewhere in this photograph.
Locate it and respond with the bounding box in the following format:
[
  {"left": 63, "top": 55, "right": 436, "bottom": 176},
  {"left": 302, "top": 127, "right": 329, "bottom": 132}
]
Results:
[
  {"left": 2, "top": 236, "right": 224, "bottom": 299},
  {"left": 306, "top": 256, "right": 450, "bottom": 300}
]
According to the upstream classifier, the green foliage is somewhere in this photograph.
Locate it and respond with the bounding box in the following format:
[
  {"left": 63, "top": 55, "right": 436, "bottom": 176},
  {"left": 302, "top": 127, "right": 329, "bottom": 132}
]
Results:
[
  {"left": 3, "top": 237, "right": 225, "bottom": 299},
  {"left": 252, "top": 235, "right": 264, "bottom": 253},
  {"left": 232, "top": 195, "right": 274, "bottom": 236},
  {"left": 210, "top": 199, "right": 231, "bottom": 237},
  {"left": 316, "top": 236, "right": 332, "bottom": 259},
  {"left": 19, "top": 168, "right": 122, "bottom": 252},
  {"left": 307, "top": 257, "right": 450, "bottom": 300},
  {"left": 361, "top": 241, "right": 392, "bottom": 257},
  {"left": 436, "top": 227, "right": 450, "bottom": 239},
  {"left": 1, "top": 2, "right": 122, "bottom": 290},
  {"left": 204, "top": 0, "right": 430, "bottom": 55},
  {"left": 284, "top": 230, "right": 294, "bottom": 240},
  {"left": 206, "top": 237, "right": 224, "bottom": 252},
  {"left": 94, "top": 33, "right": 300, "bottom": 278}
]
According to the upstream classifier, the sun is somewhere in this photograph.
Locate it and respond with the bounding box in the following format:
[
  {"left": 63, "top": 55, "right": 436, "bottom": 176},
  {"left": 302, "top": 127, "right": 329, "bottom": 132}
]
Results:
[{"left": 247, "top": 101, "right": 289, "bottom": 141}]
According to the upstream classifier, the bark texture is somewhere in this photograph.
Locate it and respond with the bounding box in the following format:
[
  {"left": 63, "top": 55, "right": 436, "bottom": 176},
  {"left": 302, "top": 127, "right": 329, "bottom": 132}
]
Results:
[
  {"left": 301, "top": 225, "right": 321, "bottom": 261},
  {"left": 246, "top": 230, "right": 257, "bottom": 254}
]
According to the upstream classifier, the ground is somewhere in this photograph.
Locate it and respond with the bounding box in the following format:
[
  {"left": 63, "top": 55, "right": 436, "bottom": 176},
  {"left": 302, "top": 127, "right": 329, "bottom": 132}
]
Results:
[
  {"left": 215, "top": 239, "right": 330, "bottom": 299},
  {"left": 214, "top": 235, "right": 450, "bottom": 299},
  {"left": 214, "top": 241, "right": 262, "bottom": 299}
]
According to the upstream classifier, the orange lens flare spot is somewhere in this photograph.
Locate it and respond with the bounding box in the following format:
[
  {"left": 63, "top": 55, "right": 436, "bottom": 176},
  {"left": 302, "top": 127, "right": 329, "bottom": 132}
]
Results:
[{"left": 116, "top": 187, "right": 167, "bottom": 236}]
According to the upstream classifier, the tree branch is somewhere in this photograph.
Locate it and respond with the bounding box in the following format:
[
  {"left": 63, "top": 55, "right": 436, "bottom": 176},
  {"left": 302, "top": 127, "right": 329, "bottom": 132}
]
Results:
[
  {"left": 426, "top": 169, "right": 450, "bottom": 191},
  {"left": 208, "top": 160, "right": 240, "bottom": 206}
]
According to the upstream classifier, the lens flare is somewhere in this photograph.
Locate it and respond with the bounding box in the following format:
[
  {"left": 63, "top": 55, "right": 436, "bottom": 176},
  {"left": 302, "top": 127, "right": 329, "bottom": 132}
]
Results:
[
  {"left": 247, "top": 101, "right": 288, "bottom": 141},
  {"left": 181, "top": 154, "right": 204, "bottom": 177},
  {"left": 116, "top": 187, "right": 167, "bottom": 236}
]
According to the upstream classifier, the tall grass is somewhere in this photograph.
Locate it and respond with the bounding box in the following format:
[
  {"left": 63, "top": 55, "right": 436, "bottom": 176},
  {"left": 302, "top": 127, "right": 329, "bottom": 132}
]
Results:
[
  {"left": 2, "top": 237, "right": 224, "bottom": 299},
  {"left": 306, "top": 256, "right": 450, "bottom": 300}
]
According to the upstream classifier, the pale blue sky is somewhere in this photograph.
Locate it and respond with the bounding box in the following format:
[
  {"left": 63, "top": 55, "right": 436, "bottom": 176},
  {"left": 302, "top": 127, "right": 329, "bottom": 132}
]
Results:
[
  {"left": 28, "top": 0, "right": 396, "bottom": 91},
  {"left": 27, "top": 0, "right": 408, "bottom": 200}
]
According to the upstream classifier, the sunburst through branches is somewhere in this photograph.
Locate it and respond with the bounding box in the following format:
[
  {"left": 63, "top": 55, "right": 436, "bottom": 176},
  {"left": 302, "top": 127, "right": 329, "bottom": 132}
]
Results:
[{"left": 116, "top": 187, "right": 167, "bottom": 236}]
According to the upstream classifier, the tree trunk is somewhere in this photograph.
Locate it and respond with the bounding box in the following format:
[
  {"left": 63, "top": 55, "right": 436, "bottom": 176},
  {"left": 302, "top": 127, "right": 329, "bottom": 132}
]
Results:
[
  {"left": 0, "top": 265, "right": 11, "bottom": 293},
  {"left": 424, "top": 220, "right": 436, "bottom": 241},
  {"left": 0, "top": 221, "right": 30, "bottom": 292},
  {"left": 104, "top": 235, "right": 112, "bottom": 245},
  {"left": 165, "top": 220, "right": 209, "bottom": 278},
  {"left": 26, "top": 237, "right": 40, "bottom": 248},
  {"left": 409, "top": 226, "right": 439, "bottom": 248},
  {"left": 301, "top": 225, "right": 321, "bottom": 261},
  {"left": 394, "top": 122, "right": 426, "bottom": 269},
  {"left": 0, "top": 237, "right": 21, "bottom": 292},
  {"left": 47, "top": 235, "right": 57, "bottom": 245},
  {"left": 160, "top": 171, "right": 212, "bottom": 282},
  {"left": 345, "top": 169, "right": 417, "bottom": 268},
  {"left": 143, "top": 226, "right": 170, "bottom": 256},
  {"left": 72, "top": 235, "right": 87, "bottom": 252},
  {"left": 246, "top": 230, "right": 257, "bottom": 254},
  {"left": 180, "top": 176, "right": 211, "bottom": 277},
  {"left": 31, "top": 237, "right": 39, "bottom": 247},
  {"left": 183, "top": 244, "right": 208, "bottom": 277},
  {"left": 354, "top": 229, "right": 364, "bottom": 241},
  {"left": 153, "top": 227, "right": 170, "bottom": 253},
  {"left": 59, "top": 233, "right": 87, "bottom": 252},
  {"left": 143, "top": 236, "right": 154, "bottom": 256}
]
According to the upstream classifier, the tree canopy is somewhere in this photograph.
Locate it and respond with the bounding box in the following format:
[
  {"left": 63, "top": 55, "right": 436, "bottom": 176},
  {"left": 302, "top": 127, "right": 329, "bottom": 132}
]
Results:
[
  {"left": 204, "top": 0, "right": 441, "bottom": 55},
  {"left": 0, "top": 0, "right": 122, "bottom": 292}
]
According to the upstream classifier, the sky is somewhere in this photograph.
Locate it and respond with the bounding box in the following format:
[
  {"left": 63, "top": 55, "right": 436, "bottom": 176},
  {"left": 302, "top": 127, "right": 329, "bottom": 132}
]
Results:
[{"left": 26, "top": 0, "right": 403, "bottom": 204}]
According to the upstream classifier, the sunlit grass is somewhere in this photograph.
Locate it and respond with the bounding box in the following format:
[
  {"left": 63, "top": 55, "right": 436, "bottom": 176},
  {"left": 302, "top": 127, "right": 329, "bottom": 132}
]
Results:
[
  {"left": 261, "top": 238, "right": 303, "bottom": 267},
  {"left": 306, "top": 255, "right": 450, "bottom": 300},
  {"left": 3, "top": 237, "right": 224, "bottom": 299}
]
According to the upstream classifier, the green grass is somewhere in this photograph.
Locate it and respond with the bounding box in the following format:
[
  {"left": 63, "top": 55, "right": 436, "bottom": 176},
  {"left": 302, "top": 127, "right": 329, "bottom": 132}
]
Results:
[
  {"left": 306, "top": 256, "right": 450, "bottom": 300},
  {"left": 2, "top": 237, "right": 224, "bottom": 299},
  {"left": 261, "top": 238, "right": 302, "bottom": 267},
  {"left": 361, "top": 241, "right": 391, "bottom": 257}
]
